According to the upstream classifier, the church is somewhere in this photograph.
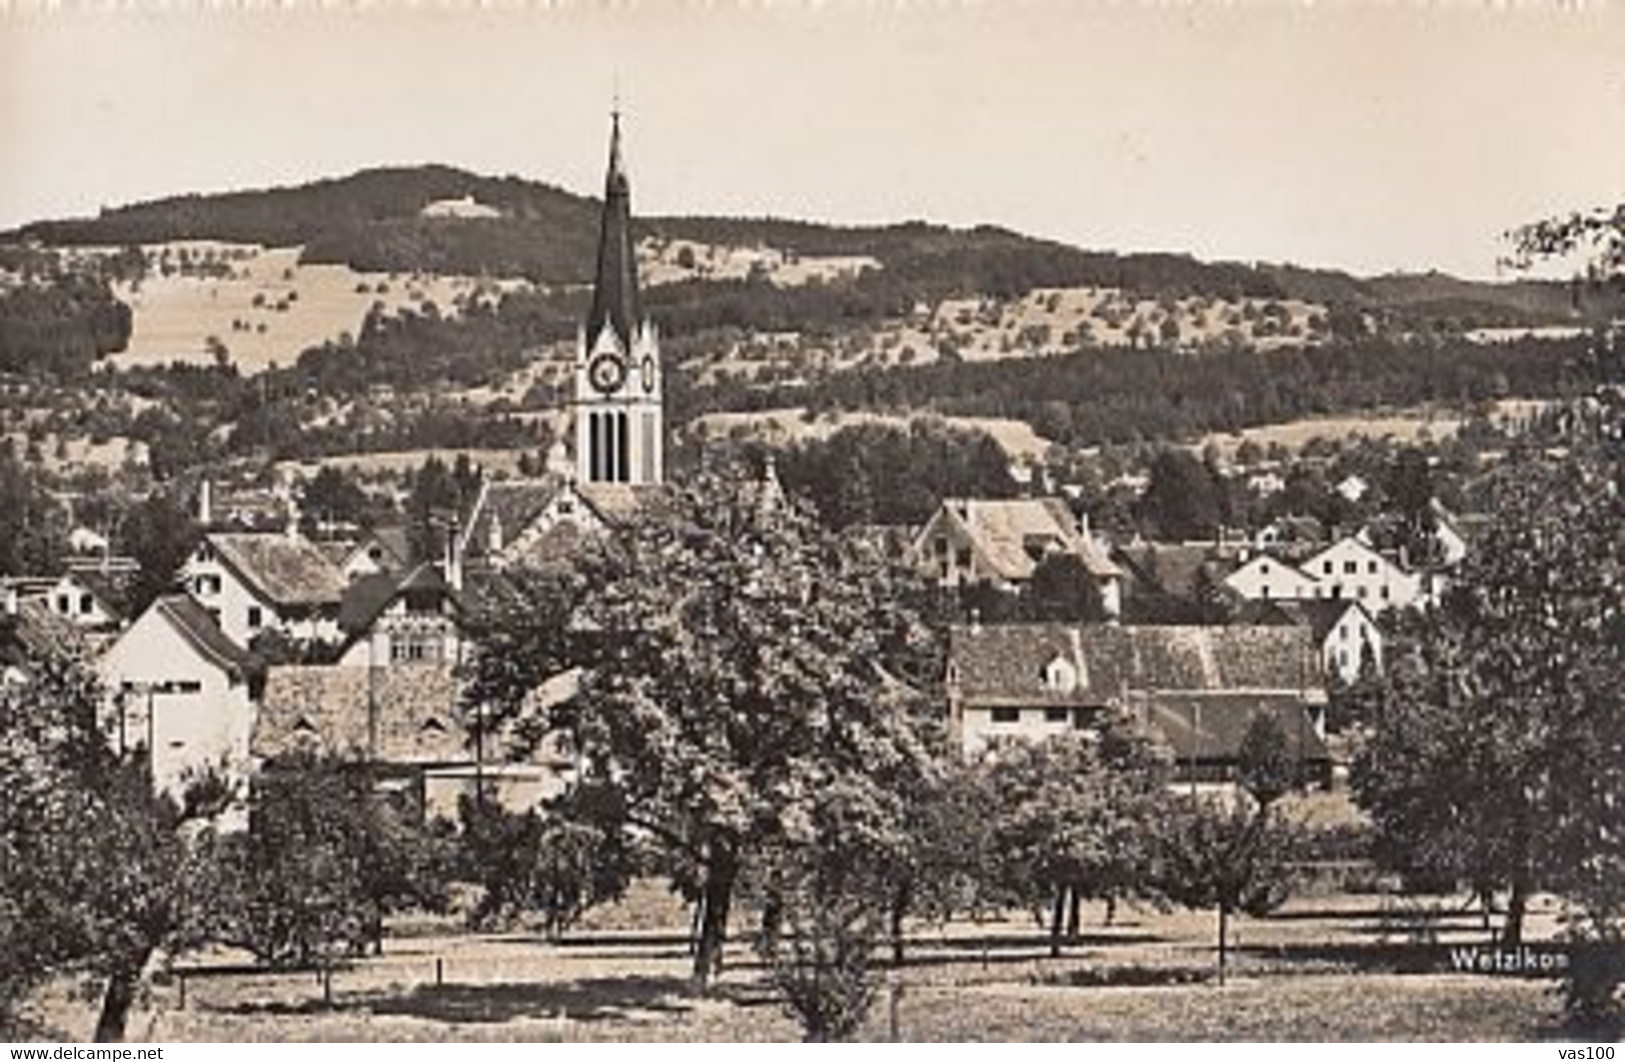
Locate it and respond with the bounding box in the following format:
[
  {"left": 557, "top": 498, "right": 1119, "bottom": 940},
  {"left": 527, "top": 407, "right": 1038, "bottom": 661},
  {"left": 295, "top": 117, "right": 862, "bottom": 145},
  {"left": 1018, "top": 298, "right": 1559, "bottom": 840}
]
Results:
[{"left": 456, "top": 113, "right": 666, "bottom": 573}]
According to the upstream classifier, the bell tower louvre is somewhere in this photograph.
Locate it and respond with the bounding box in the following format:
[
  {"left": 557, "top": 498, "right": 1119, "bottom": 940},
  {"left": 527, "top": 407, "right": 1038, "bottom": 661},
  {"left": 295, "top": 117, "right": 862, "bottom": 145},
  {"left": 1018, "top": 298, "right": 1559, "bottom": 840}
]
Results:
[{"left": 575, "top": 111, "right": 663, "bottom": 487}]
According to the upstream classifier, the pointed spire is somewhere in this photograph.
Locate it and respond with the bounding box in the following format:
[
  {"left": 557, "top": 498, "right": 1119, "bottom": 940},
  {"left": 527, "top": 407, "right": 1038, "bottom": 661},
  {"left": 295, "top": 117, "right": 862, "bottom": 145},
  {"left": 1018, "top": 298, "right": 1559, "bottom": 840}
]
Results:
[{"left": 586, "top": 110, "right": 643, "bottom": 351}]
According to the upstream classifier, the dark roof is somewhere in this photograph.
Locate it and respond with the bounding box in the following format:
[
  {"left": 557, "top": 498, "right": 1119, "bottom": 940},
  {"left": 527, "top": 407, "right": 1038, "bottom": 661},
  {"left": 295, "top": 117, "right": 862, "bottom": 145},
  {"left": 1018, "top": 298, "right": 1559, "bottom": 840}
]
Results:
[
  {"left": 337, "top": 563, "right": 463, "bottom": 640},
  {"left": 1144, "top": 694, "right": 1330, "bottom": 764},
  {"left": 154, "top": 595, "right": 258, "bottom": 680},
  {"left": 209, "top": 533, "right": 347, "bottom": 609},
  {"left": 585, "top": 113, "right": 643, "bottom": 351},
  {"left": 337, "top": 572, "right": 399, "bottom": 635},
  {"left": 1265, "top": 599, "right": 1370, "bottom": 644},
  {"left": 950, "top": 622, "right": 1318, "bottom": 707}
]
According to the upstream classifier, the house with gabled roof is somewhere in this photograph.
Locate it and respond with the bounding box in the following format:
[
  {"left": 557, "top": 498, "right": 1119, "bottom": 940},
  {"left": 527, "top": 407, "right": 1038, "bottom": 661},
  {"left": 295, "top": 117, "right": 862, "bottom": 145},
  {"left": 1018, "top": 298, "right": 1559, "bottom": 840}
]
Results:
[
  {"left": 914, "top": 497, "right": 1122, "bottom": 616},
  {"left": 454, "top": 473, "right": 663, "bottom": 573},
  {"left": 254, "top": 662, "right": 575, "bottom": 821},
  {"left": 947, "top": 622, "right": 1329, "bottom": 786},
  {"left": 98, "top": 594, "right": 262, "bottom": 804},
  {"left": 1235, "top": 598, "right": 1383, "bottom": 686},
  {"left": 183, "top": 531, "right": 348, "bottom": 649},
  {"left": 325, "top": 526, "right": 412, "bottom": 582},
  {"left": 335, "top": 562, "right": 467, "bottom": 669}
]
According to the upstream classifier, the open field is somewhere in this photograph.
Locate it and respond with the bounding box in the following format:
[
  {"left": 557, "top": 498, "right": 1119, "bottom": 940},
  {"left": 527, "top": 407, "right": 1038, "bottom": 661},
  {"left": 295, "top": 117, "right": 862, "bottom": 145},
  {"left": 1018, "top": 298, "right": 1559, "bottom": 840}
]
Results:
[
  {"left": 19, "top": 887, "right": 1587, "bottom": 1043},
  {"left": 102, "top": 243, "right": 525, "bottom": 376},
  {"left": 694, "top": 408, "right": 1055, "bottom": 463}
]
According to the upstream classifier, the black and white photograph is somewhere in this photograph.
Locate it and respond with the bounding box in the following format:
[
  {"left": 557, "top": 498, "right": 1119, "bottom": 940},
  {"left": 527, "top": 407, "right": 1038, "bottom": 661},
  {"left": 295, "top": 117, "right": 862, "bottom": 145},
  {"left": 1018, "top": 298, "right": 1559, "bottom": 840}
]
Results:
[{"left": 0, "top": 0, "right": 1621, "bottom": 1045}]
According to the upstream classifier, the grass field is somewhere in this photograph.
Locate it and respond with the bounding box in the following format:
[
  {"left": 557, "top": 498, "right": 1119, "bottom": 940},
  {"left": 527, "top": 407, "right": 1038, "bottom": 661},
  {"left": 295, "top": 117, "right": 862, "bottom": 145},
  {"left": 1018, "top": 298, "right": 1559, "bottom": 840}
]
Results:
[{"left": 19, "top": 887, "right": 1590, "bottom": 1043}]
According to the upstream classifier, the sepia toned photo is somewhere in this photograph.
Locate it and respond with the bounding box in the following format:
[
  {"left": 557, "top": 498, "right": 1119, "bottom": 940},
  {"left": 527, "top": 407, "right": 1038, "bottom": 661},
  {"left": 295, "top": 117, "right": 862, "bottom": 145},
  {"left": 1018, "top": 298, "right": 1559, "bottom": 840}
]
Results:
[{"left": 1, "top": 0, "right": 1621, "bottom": 1045}]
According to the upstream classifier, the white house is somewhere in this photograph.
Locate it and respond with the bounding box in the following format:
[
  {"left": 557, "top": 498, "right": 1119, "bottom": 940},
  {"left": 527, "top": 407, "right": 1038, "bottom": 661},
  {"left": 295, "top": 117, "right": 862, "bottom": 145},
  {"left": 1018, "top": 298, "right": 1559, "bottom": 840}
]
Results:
[
  {"left": 42, "top": 570, "right": 125, "bottom": 633},
  {"left": 947, "top": 622, "right": 1330, "bottom": 785},
  {"left": 1224, "top": 554, "right": 1323, "bottom": 602},
  {"left": 1299, "top": 535, "right": 1424, "bottom": 612},
  {"left": 1240, "top": 599, "right": 1383, "bottom": 686},
  {"left": 98, "top": 595, "right": 261, "bottom": 804},
  {"left": 913, "top": 497, "right": 1123, "bottom": 616},
  {"left": 184, "top": 531, "right": 348, "bottom": 649}
]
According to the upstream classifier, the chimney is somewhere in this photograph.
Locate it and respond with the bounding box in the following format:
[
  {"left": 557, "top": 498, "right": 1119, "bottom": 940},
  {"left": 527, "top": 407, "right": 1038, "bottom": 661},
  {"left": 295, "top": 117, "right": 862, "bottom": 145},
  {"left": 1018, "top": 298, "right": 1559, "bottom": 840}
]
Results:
[{"left": 198, "top": 479, "right": 213, "bottom": 527}]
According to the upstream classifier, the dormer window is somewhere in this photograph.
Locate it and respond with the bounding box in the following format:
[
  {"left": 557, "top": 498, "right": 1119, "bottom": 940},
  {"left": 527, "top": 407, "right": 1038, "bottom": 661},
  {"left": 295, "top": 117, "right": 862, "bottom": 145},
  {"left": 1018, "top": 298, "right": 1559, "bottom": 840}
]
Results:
[{"left": 1042, "top": 655, "right": 1078, "bottom": 694}]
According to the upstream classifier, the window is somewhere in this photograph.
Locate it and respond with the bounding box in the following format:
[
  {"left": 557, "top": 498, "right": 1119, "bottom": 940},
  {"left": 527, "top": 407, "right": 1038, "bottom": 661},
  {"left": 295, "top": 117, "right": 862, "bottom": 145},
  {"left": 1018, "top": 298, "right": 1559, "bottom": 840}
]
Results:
[
  {"left": 247, "top": 606, "right": 263, "bottom": 629},
  {"left": 171, "top": 680, "right": 201, "bottom": 694},
  {"left": 194, "top": 574, "right": 221, "bottom": 596},
  {"left": 79, "top": 593, "right": 93, "bottom": 615},
  {"left": 1044, "top": 707, "right": 1068, "bottom": 723},
  {"left": 1368, "top": 560, "right": 1379, "bottom": 574},
  {"left": 1344, "top": 560, "right": 1358, "bottom": 574},
  {"left": 1260, "top": 585, "right": 1270, "bottom": 599},
  {"left": 991, "top": 707, "right": 1020, "bottom": 724},
  {"left": 1357, "top": 586, "right": 1368, "bottom": 599},
  {"left": 955, "top": 548, "right": 972, "bottom": 570},
  {"left": 1380, "top": 585, "right": 1390, "bottom": 601},
  {"left": 1323, "top": 560, "right": 1333, "bottom": 574},
  {"left": 1339, "top": 623, "right": 1349, "bottom": 641},
  {"left": 934, "top": 538, "right": 949, "bottom": 556},
  {"left": 1259, "top": 561, "right": 1269, "bottom": 574},
  {"left": 55, "top": 594, "right": 70, "bottom": 614},
  {"left": 391, "top": 632, "right": 441, "bottom": 663},
  {"left": 558, "top": 499, "right": 574, "bottom": 515}
]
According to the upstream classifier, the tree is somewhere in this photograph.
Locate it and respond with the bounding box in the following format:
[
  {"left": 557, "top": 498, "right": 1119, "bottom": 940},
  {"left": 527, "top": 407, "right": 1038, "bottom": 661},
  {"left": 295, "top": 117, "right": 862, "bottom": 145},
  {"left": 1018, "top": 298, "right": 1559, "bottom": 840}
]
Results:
[
  {"left": 462, "top": 461, "right": 947, "bottom": 988},
  {"left": 119, "top": 488, "right": 199, "bottom": 617},
  {"left": 985, "top": 717, "right": 1173, "bottom": 957},
  {"left": 1158, "top": 794, "right": 1296, "bottom": 985},
  {"left": 1352, "top": 442, "right": 1621, "bottom": 947},
  {"left": 1022, "top": 551, "right": 1108, "bottom": 623},
  {"left": 0, "top": 659, "right": 233, "bottom": 1041},
  {"left": 459, "top": 789, "right": 635, "bottom": 939},
  {"left": 1137, "top": 449, "right": 1222, "bottom": 541},
  {"left": 224, "top": 752, "right": 451, "bottom": 967},
  {"left": 1236, "top": 712, "right": 1296, "bottom": 815},
  {"left": 299, "top": 466, "right": 372, "bottom": 537}
]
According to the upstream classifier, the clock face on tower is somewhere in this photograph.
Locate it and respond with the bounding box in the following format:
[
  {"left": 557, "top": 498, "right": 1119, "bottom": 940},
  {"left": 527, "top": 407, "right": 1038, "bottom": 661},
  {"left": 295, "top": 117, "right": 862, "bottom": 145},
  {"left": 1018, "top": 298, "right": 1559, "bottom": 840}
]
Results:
[{"left": 588, "top": 353, "right": 628, "bottom": 394}]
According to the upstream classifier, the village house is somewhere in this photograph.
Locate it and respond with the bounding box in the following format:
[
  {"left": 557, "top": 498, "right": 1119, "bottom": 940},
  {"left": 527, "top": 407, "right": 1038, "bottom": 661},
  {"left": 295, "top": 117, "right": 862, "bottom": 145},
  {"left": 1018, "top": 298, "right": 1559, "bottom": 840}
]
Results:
[
  {"left": 913, "top": 497, "right": 1123, "bottom": 616},
  {"left": 1235, "top": 598, "right": 1383, "bottom": 686},
  {"left": 97, "top": 594, "right": 262, "bottom": 804},
  {"left": 40, "top": 568, "right": 126, "bottom": 634},
  {"left": 183, "top": 530, "right": 349, "bottom": 649},
  {"left": 335, "top": 561, "right": 466, "bottom": 669},
  {"left": 253, "top": 662, "right": 575, "bottom": 821},
  {"left": 947, "top": 622, "right": 1329, "bottom": 787}
]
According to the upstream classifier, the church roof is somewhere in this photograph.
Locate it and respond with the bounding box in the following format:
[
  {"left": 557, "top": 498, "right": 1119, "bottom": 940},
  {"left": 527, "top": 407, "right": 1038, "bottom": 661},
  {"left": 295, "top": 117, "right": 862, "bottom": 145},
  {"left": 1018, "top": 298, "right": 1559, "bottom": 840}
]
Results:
[{"left": 585, "top": 113, "right": 643, "bottom": 351}]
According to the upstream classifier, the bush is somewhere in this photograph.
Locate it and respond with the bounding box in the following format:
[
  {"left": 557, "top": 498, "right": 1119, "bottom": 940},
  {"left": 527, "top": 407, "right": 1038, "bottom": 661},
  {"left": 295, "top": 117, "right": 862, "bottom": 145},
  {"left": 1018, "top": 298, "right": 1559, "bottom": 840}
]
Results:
[{"left": 761, "top": 889, "right": 883, "bottom": 1042}]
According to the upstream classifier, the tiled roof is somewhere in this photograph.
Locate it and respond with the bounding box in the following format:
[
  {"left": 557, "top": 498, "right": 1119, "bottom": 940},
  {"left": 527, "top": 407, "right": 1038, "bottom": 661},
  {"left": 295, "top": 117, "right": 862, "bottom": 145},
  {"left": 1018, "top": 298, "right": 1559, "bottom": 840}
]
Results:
[
  {"left": 255, "top": 662, "right": 577, "bottom": 766},
  {"left": 337, "top": 573, "right": 400, "bottom": 635},
  {"left": 576, "top": 482, "right": 664, "bottom": 527},
  {"left": 154, "top": 595, "right": 258, "bottom": 680},
  {"left": 461, "top": 476, "right": 568, "bottom": 562},
  {"left": 950, "top": 623, "right": 1316, "bottom": 706},
  {"left": 209, "top": 533, "right": 348, "bottom": 609},
  {"left": 938, "top": 498, "right": 1120, "bottom": 581},
  {"left": 1144, "top": 693, "right": 1330, "bottom": 764},
  {"left": 256, "top": 663, "right": 468, "bottom": 764},
  {"left": 1262, "top": 599, "right": 1367, "bottom": 644}
]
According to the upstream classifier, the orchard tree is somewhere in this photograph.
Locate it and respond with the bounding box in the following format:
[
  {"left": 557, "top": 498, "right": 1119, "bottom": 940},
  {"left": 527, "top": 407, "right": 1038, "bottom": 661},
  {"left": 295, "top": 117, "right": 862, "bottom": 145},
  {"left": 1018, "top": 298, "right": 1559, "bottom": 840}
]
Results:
[
  {"left": 1353, "top": 441, "right": 1621, "bottom": 946},
  {"left": 985, "top": 715, "right": 1173, "bottom": 957},
  {"left": 462, "top": 460, "right": 948, "bottom": 988},
  {"left": 224, "top": 752, "right": 452, "bottom": 966},
  {"left": 0, "top": 659, "right": 234, "bottom": 1042},
  {"left": 1158, "top": 792, "right": 1296, "bottom": 985}
]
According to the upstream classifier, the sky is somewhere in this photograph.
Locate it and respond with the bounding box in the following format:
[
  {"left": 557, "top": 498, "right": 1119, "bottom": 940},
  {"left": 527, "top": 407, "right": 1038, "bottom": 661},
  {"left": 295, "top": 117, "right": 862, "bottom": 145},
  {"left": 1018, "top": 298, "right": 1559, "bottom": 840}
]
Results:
[{"left": 2, "top": 1, "right": 1623, "bottom": 279}]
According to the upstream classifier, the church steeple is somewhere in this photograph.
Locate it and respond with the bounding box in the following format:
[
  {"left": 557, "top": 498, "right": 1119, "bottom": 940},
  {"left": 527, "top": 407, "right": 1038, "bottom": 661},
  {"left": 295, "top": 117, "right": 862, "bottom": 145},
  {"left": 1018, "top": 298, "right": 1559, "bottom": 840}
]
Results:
[
  {"left": 585, "top": 111, "right": 643, "bottom": 351},
  {"left": 574, "top": 110, "right": 663, "bottom": 488}
]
